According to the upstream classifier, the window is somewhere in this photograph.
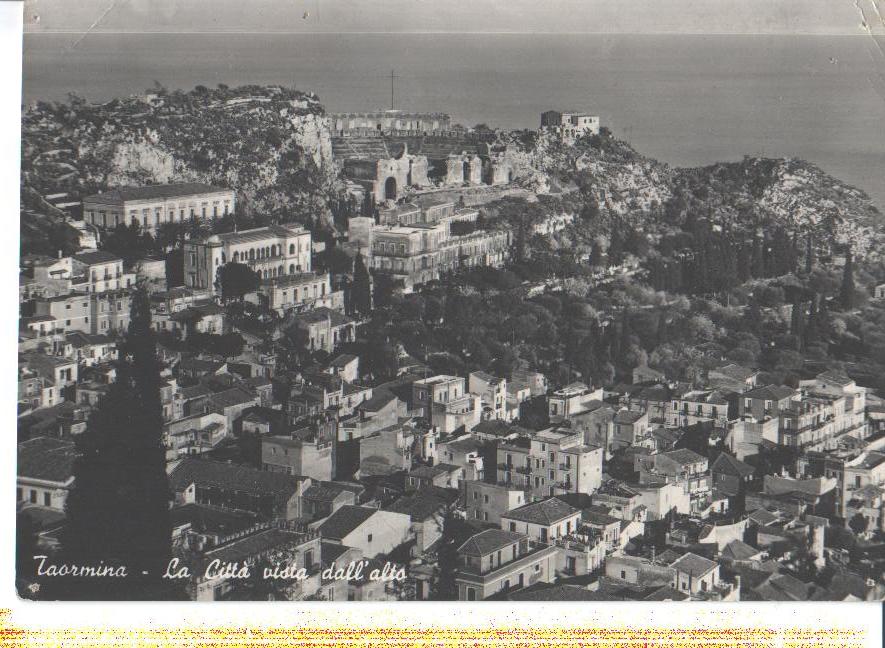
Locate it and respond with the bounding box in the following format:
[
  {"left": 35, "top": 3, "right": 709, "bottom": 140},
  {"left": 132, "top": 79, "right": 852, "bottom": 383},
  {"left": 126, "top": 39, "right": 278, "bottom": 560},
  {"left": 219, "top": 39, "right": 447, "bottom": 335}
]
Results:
[
  {"left": 483, "top": 494, "right": 489, "bottom": 504},
  {"left": 509, "top": 522, "right": 516, "bottom": 532},
  {"left": 16, "top": 488, "right": 22, "bottom": 501},
  {"left": 483, "top": 512, "right": 488, "bottom": 521},
  {"left": 466, "top": 587, "right": 476, "bottom": 601},
  {"left": 43, "top": 492, "right": 51, "bottom": 507},
  {"left": 367, "top": 534, "right": 373, "bottom": 543},
  {"left": 30, "top": 490, "right": 37, "bottom": 504},
  {"left": 534, "top": 564, "right": 541, "bottom": 573},
  {"left": 620, "top": 570, "right": 626, "bottom": 579}
]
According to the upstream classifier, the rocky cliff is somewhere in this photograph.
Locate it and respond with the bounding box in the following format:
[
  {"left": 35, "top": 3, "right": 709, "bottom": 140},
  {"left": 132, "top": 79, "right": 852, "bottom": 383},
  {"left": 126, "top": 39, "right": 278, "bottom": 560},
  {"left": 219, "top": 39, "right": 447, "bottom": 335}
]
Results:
[
  {"left": 510, "top": 129, "right": 882, "bottom": 260},
  {"left": 21, "top": 85, "right": 339, "bottom": 239}
]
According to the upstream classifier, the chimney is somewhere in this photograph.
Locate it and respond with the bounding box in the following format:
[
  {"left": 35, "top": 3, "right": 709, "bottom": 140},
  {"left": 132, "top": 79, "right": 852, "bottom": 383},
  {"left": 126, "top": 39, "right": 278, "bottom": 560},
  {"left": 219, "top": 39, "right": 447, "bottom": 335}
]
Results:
[
  {"left": 650, "top": 545, "right": 656, "bottom": 563},
  {"left": 57, "top": 249, "right": 63, "bottom": 259}
]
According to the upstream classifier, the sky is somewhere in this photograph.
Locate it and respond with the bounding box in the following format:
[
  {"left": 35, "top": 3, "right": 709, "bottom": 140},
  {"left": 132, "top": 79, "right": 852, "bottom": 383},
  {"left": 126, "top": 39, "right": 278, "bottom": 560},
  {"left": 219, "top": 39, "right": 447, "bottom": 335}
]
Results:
[{"left": 22, "top": 0, "right": 885, "bottom": 35}]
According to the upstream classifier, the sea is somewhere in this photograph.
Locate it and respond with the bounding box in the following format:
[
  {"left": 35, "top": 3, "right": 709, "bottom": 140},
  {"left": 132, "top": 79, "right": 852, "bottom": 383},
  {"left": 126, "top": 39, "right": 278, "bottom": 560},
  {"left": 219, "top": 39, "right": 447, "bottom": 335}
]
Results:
[{"left": 21, "top": 33, "right": 885, "bottom": 209}]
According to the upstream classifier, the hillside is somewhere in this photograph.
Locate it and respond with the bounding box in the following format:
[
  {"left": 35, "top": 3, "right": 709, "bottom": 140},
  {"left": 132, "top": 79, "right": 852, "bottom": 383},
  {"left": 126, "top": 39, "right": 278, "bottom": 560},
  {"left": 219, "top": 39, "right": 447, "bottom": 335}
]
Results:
[
  {"left": 20, "top": 84, "right": 339, "bottom": 253},
  {"left": 671, "top": 157, "right": 883, "bottom": 257},
  {"left": 507, "top": 129, "right": 883, "bottom": 262},
  {"left": 19, "top": 86, "right": 884, "bottom": 266}
]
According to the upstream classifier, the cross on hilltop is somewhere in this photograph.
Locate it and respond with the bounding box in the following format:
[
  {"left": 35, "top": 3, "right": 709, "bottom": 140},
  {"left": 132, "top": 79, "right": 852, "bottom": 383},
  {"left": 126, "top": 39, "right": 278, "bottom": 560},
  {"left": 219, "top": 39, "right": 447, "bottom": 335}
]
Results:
[{"left": 389, "top": 69, "right": 399, "bottom": 111}]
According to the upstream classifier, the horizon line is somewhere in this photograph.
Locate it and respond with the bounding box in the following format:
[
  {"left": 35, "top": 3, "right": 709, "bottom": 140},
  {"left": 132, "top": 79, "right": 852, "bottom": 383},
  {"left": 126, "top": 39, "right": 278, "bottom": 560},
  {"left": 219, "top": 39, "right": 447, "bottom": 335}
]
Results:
[{"left": 23, "top": 29, "right": 879, "bottom": 37}]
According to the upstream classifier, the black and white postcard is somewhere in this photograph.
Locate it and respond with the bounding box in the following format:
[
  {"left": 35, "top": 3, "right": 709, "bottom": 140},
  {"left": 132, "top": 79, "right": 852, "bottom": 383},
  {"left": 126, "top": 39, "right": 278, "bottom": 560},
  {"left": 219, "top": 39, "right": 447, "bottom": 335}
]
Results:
[{"left": 12, "top": 0, "right": 885, "bottom": 610}]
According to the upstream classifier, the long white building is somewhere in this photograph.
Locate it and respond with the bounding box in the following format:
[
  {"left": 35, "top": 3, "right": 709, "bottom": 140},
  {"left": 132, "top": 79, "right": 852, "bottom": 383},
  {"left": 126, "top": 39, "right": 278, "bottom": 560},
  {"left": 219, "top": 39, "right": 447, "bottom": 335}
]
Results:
[{"left": 82, "top": 183, "right": 235, "bottom": 235}]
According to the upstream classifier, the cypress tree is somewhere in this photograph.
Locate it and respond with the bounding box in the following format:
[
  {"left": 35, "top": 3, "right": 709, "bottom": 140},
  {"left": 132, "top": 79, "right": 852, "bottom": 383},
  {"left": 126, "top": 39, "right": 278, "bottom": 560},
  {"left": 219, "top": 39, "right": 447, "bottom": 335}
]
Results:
[
  {"left": 736, "top": 243, "right": 751, "bottom": 284},
  {"left": 655, "top": 310, "right": 668, "bottom": 349},
  {"left": 790, "top": 300, "right": 805, "bottom": 344},
  {"left": 744, "top": 298, "right": 764, "bottom": 335},
  {"left": 804, "top": 294, "right": 819, "bottom": 348},
  {"left": 751, "top": 236, "right": 765, "bottom": 278},
  {"left": 60, "top": 286, "right": 177, "bottom": 600},
  {"left": 608, "top": 228, "right": 625, "bottom": 267},
  {"left": 350, "top": 252, "right": 372, "bottom": 316},
  {"left": 804, "top": 234, "right": 814, "bottom": 274},
  {"left": 817, "top": 296, "right": 832, "bottom": 341},
  {"left": 840, "top": 249, "right": 855, "bottom": 311},
  {"left": 619, "top": 307, "right": 632, "bottom": 353}
]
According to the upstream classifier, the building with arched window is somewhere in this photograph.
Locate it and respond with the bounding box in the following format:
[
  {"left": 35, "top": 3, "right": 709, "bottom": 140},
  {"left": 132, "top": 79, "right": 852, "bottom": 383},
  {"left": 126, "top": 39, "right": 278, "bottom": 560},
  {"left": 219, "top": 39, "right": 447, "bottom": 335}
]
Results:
[
  {"left": 539, "top": 110, "right": 600, "bottom": 142},
  {"left": 183, "top": 225, "right": 312, "bottom": 294}
]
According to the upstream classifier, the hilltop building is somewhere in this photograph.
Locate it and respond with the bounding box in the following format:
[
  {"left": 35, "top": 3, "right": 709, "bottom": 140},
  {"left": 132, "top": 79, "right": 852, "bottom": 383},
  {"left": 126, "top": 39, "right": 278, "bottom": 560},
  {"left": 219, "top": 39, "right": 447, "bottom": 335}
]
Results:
[{"left": 540, "top": 110, "right": 600, "bottom": 139}]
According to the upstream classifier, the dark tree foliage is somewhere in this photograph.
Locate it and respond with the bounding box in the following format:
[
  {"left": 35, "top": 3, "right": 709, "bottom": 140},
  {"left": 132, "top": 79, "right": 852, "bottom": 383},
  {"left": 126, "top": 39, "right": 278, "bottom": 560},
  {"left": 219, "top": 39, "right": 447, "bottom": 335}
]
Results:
[
  {"left": 46, "top": 222, "right": 83, "bottom": 257},
  {"left": 372, "top": 271, "right": 396, "bottom": 309},
  {"left": 840, "top": 250, "right": 855, "bottom": 311},
  {"left": 619, "top": 307, "right": 633, "bottom": 353},
  {"left": 185, "top": 331, "right": 246, "bottom": 358},
  {"left": 803, "top": 295, "right": 820, "bottom": 348},
  {"left": 449, "top": 220, "right": 481, "bottom": 236},
  {"left": 848, "top": 512, "right": 869, "bottom": 536},
  {"left": 102, "top": 223, "right": 156, "bottom": 264},
  {"left": 60, "top": 286, "right": 181, "bottom": 600},
  {"left": 155, "top": 221, "right": 187, "bottom": 251},
  {"left": 329, "top": 193, "right": 358, "bottom": 231},
  {"left": 805, "top": 234, "right": 814, "bottom": 274},
  {"left": 363, "top": 341, "right": 399, "bottom": 381},
  {"left": 751, "top": 236, "right": 765, "bottom": 279},
  {"left": 216, "top": 262, "right": 260, "bottom": 302},
  {"left": 325, "top": 245, "right": 355, "bottom": 275},
  {"left": 165, "top": 248, "right": 184, "bottom": 288},
  {"left": 655, "top": 310, "right": 668, "bottom": 348},
  {"left": 350, "top": 252, "right": 372, "bottom": 316},
  {"left": 607, "top": 227, "right": 626, "bottom": 267},
  {"left": 790, "top": 300, "right": 805, "bottom": 342},
  {"left": 360, "top": 191, "right": 377, "bottom": 219}
]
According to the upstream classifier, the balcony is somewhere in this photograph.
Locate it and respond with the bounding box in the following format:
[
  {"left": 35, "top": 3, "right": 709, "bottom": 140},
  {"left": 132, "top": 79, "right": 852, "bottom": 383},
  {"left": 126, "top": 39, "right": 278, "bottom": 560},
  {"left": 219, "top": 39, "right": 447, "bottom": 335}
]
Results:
[
  {"left": 498, "top": 463, "right": 532, "bottom": 475},
  {"left": 456, "top": 540, "right": 553, "bottom": 578}
]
